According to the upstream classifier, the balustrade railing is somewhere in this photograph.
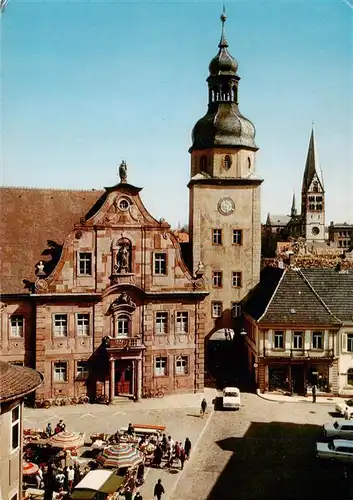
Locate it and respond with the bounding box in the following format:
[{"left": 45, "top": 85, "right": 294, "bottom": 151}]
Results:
[
  {"left": 103, "top": 336, "right": 144, "bottom": 349},
  {"left": 260, "top": 348, "right": 334, "bottom": 358}
]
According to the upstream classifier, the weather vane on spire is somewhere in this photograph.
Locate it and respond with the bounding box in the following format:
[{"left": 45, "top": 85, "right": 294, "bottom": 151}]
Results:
[{"left": 219, "top": 3, "right": 228, "bottom": 48}]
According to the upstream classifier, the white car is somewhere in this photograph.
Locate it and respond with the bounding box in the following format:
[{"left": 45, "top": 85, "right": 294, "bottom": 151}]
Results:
[
  {"left": 323, "top": 419, "right": 353, "bottom": 440},
  {"left": 222, "top": 387, "right": 241, "bottom": 410},
  {"left": 316, "top": 439, "right": 353, "bottom": 462},
  {"left": 335, "top": 399, "right": 353, "bottom": 417}
]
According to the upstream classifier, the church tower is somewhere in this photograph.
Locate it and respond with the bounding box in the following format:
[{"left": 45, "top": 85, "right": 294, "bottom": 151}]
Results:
[
  {"left": 301, "top": 128, "right": 325, "bottom": 243},
  {"left": 188, "top": 11, "right": 263, "bottom": 334}
]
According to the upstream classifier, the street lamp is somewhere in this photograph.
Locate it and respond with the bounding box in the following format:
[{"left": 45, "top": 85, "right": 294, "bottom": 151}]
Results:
[{"left": 240, "top": 328, "right": 247, "bottom": 336}]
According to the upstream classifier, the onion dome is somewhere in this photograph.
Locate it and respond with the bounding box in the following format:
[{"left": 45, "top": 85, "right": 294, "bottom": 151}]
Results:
[
  {"left": 189, "top": 10, "right": 257, "bottom": 152},
  {"left": 209, "top": 12, "right": 238, "bottom": 76}
]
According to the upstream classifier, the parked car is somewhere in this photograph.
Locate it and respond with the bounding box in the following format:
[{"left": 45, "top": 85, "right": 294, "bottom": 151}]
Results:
[
  {"left": 335, "top": 399, "right": 353, "bottom": 416},
  {"left": 323, "top": 419, "right": 353, "bottom": 439},
  {"left": 222, "top": 387, "right": 241, "bottom": 410},
  {"left": 316, "top": 439, "right": 353, "bottom": 462}
]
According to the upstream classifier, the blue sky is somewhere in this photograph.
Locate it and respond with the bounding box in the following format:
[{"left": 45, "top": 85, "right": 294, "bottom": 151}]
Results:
[{"left": 2, "top": 0, "right": 352, "bottom": 227}]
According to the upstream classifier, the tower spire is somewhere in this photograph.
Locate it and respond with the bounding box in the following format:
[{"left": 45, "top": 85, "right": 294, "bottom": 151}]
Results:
[
  {"left": 291, "top": 191, "right": 297, "bottom": 216},
  {"left": 219, "top": 4, "right": 228, "bottom": 48},
  {"left": 302, "top": 126, "right": 317, "bottom": 192}
]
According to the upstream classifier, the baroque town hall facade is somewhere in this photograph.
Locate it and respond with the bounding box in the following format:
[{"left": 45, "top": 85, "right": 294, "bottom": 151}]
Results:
[{"left": 0, "top": 15, "right": 262, "bottom": 403}]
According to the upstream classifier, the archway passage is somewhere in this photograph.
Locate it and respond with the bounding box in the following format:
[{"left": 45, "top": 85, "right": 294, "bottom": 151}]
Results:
[{"left": 206, "top": 329, "right": 254, "bottom": 391}]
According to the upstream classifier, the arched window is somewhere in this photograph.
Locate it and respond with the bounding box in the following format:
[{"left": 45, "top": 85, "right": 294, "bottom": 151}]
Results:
[
  {"left": 200, "top": 155, "right": 207, "bottom": 172},
  {"left": 117, "top": 315, "right": 129, "bottom": 338},
  {"left": 348, "top": 369, "right": 353, "bottom": 386},
  {"left": 233, "top": 86, "right": 238, "bottom": 103},
  {"left": 247, "top": 157, "right": 251, "bottom": 170},
  {"left": 313, "top": 181, "right": 319, "bottom": 193}
]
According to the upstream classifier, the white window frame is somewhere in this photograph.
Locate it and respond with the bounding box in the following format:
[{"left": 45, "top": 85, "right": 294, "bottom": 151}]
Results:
[
  {"left": 53, "top": 314, "right": 68, "bottom": 337},
  {"left": 231, "top": 302, "right": 241, "bottom": 318},
  {"left": 154, "top": 253, "right": 167, "bottom": 275},
  {"left": 11, "top": 405, "right": 20, "bottom": 452},
  {"left": 76, "top": 314, "right": 90, "bottom": 336},
  {"left": 293, "top": 331, "right": 303, "bottom": 350},
  {"left": 232, "top": 272, "right": 242, "bottom": 288},
  {"left": 212, "top": 301, "right": 223, "bottom": 318},
  {"left": 78, "top": 252, "right": 92, "bottom": 276},
  {"left": 154, "top": 357, "right": 167, "bottom": 376},
  {"left": 76, "top": 361, "right": 89, "bottom": 380},
  {"left": 274, "top": 330, "right": 284, "bottom": 349},
  {"left": 175, "top": 355, "right": 188, "bottom": 375},
  {"left": 176, "top": 312, "right": 188, "bottom": 333},
  {"left": 232, "top": 229, "right": 242, "bottom": 245},
  {"left": 155, "top": 312, "right": 168, "bottom": 335},
  {"left": 212, "top": 271, "right": 223, "bottom": 288},
  {"left": 312, "top": 331, "right": 323, "bottom": 350},
  {"left": 347, "top": 334, "right": 353, "bottom": 353},
  {"left": 53, "top": 362, "right": 68, "bottom": 382},
  {"left": 117, "top": 315, "right": 129, "bottom": 338},
  {"left": 212, "top": 229, "right": 222, "bottom": 245},
  {"left": 10, "top": 315, "right": 24, "bottom": 338}
]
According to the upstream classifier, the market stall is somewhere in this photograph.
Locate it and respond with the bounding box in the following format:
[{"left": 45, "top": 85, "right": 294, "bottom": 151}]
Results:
[
  {"left": 48, "top": 431, "right": 85, "bottom": 451},
  {"left": 71, "top": 469, "right": 125, "bottom": 500},
  {"left": 96, "top": 444, "right": 143, "bottom": 469}
]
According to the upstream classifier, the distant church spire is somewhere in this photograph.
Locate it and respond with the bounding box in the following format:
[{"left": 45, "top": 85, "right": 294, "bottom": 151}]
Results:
[
  {"left": 302, "top": 126, "right": 318, "bottom": 193},
  {"left": 291, "top": 192, "right": 297, "bottom": 216}
]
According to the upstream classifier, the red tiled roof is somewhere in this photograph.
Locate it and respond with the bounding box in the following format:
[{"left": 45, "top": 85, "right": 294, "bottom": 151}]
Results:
[
  {"left": 0, "top": 187, "right": 103, "bottom": 294},
  {"left": 0, "top": 361, "right": 43, "bottom": 402}
]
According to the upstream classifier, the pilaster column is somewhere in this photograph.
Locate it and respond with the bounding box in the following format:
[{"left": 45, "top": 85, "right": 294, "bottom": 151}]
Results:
[
  {"left": 109, "top": 358, "right": 115, "bottom": 403},
  {"left": 136, "top": 358, "right": 142, "bottom": 401},
  {"left": 131, "top": 360, "right": 136, "bottom": 397}
]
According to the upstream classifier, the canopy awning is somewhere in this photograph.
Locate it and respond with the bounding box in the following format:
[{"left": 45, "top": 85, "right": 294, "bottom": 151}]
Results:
[{"left": 71, "top": 470, "right": 125, "bottom": 499}]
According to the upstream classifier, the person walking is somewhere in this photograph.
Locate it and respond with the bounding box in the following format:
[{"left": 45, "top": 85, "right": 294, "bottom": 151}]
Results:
[
  {"left": 35, "top": 466, "right": 44, "bottom": 489},
  {"left": 184, "top": 437, "right": 191, "bottom": 459},
  {"left": 134, "top": 493, "right": 143, "bottom": 500},
  {"left": 200, "top": 398, "right": 207, "bottom": 418},
  {"left": 179, "top": 446, "right": 186, "bottom": 470},
  {"left": 67, "top": 466, "right": 74, "bottom": 492},
  {"left": 312, "top": 384, "right": 317, "bottom": 403},
  {"left": 154, "top": 479, "right": 165, "bottom": 500}
]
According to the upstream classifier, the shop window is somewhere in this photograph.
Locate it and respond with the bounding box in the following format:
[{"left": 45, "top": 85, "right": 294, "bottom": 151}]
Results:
[
  {"left": 78, "top": 253, "right": 92, "bottom": 275},
  {"left": 176, "top": 312, "right": 188, "bottom": 333},
  {"left": 212, "top": 229, "right": 222, "bottom": 245},
  {"left": 154, "top": 357, "right": 167, "bottom": 376},
  {"left": 155, "top": 312, "right": 168, "bottom": 334},
  {"left": 212, "top": 301, "right": 223, "bottom": 318},
  {"left": 175, "top": 355, "right": 188, "bottom": 375},
  {"left": 347, "top": 334, "right": 353, "bottom": 352},
  {"left": 76, "top": 314, "right": 90, "bottom": 336},
  {"left": 53, "top": 362, "right": 67, "bottom": 382},
  {"left": 53, "top": 314, "right": 68, "bottom": 337},
  {"left": 274, "top": 331, "right": 284, "bottom": 349},
  {"left": 293, "top": 331, "right": 303, "bottom": 350},
  {"left": 312, "top": 331, "right": 323, "bottom": 350},
  {"left": 117, "top": 316, "right": 129, "bottom": 337},
  {"left": 154, "top": 253, "right": 167, "bottom": 275},
  {"left": 212, "top": 271, "right": 223, "bottom": 288},
  {"left": 348, "top": 369, "right": 353, "bottom": 386},
  {"left": 11, "top": 406, "right": 20, "bottom": 452}
]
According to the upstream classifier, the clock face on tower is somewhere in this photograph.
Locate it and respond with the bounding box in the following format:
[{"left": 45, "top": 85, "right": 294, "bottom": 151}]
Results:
[{"left": 217, "top": 197, "right": 235, "bottom": 216}]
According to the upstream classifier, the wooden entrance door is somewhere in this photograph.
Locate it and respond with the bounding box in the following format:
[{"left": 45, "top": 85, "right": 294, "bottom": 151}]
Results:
[{"left": 115, "top": 360, "right": 133, "bottom": 395}]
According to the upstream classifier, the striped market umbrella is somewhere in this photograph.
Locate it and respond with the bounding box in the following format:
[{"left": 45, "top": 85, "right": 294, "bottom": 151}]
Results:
[
  {"left": 23, "top": 461, "right": 39, "bottom": 476},
  {"left": 96, "top": 444, "right": 143, "bottom": 469},
  {"left": 48, "top": 431, "right": 85, "bottom": 450}
]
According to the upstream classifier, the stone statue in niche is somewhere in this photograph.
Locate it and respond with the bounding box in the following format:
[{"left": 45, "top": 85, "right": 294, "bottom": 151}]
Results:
[
  {"left": 117, "top": 292, "right": 136, "bottom": 308},
  {"left": 116, "top": 243, "right": 130, "bottom": 273}
]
